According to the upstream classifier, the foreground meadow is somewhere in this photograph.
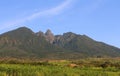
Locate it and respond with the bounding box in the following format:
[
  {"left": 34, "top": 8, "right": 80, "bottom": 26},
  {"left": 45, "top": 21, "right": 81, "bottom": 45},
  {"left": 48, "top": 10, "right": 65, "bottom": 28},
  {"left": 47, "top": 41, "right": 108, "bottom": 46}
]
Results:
[{"left": 0, "top": 58, "right": 119, "bottom": 76}]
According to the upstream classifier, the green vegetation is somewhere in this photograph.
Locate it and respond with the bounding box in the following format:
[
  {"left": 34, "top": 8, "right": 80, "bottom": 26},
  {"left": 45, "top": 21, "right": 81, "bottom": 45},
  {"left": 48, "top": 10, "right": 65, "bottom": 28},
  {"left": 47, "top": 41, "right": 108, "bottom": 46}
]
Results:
[{"left": 0, "top": 58, "right": 119, "bottom": 76}]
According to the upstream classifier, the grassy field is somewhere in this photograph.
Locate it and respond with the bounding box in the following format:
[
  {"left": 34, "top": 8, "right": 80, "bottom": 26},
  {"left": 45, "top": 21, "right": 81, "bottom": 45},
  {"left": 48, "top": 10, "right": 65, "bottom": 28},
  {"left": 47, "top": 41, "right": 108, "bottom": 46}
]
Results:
[{"left": 0, "top": 58, "right": 119, "bottom": 76}]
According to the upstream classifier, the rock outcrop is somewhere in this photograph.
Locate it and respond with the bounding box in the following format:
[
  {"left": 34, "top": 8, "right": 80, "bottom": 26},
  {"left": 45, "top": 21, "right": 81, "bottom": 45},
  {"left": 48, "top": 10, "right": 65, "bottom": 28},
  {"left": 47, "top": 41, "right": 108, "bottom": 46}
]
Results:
[{"left": 45, "top": 29, "right": 55, "bottom": 44}]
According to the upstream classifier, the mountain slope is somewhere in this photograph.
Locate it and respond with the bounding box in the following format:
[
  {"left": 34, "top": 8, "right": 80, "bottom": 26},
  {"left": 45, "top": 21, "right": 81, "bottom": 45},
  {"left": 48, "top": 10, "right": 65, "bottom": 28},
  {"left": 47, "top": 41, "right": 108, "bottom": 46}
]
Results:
[
  {"left": 0, "top": 27, "right": 63, "bottom": 58},
  {"left": 54, "top": 32, "right": 120, "bottom": 57},
  {"left": 0, "top": 27, "right": 120, "bottom": 59}
]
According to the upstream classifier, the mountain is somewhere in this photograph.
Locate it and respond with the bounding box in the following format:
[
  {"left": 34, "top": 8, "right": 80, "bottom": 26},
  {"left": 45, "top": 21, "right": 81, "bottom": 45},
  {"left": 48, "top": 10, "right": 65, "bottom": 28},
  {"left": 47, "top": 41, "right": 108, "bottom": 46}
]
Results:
[
  {"left": 54, "top": 32, "right": 120, "bottom": 57},
  {"left": 0, "top": 27, "right": 63, "bottom": 58},
  {"left": 0, "top": 27, "right": 120, "bottom": 59}
]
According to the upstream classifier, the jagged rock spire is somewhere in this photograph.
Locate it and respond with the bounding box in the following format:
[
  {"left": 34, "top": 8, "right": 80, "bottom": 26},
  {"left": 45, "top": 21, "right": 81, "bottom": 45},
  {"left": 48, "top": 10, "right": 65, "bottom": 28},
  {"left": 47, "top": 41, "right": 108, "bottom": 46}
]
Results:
[
  {"left": 36, "top": 31, "right": 44, "bottom": 37},
  {"left": 45, "top": 29, "right": 52, "bottom": 35},
  {"left": 45, "top": 29, "right": 55, "bottom": 44}
]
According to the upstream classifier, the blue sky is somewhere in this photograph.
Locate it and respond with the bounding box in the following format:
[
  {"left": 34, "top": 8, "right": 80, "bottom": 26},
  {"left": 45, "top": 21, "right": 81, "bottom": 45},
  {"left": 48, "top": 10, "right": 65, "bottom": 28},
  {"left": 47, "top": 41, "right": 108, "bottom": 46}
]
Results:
[{"left": 0, "top": 0, "right": 120, "bottom": 48}]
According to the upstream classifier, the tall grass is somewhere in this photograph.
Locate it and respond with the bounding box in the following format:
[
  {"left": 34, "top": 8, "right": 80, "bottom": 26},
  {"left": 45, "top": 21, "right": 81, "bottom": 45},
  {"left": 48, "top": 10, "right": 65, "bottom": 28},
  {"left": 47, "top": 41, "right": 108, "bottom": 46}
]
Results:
[
  {"left": 0, "top": 64, "right": 119, "bottom": 76},
  {"left": 0, "top": 58, "right": 120, "bottom": 76}
]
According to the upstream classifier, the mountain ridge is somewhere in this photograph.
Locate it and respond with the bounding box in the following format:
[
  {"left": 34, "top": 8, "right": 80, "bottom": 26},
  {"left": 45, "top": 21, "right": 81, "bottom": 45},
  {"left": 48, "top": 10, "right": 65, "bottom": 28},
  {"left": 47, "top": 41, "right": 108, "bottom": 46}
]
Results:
[{"left": 0, "top": 27, "right": 120, "bottom": 59}]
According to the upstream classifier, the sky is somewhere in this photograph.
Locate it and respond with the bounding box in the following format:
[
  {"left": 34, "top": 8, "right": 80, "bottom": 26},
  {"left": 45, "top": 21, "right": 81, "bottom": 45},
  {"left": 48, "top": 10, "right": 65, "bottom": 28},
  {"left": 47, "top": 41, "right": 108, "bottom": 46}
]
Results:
[{"left": 0, "top": 0, "right": 120, "bottom": 48}]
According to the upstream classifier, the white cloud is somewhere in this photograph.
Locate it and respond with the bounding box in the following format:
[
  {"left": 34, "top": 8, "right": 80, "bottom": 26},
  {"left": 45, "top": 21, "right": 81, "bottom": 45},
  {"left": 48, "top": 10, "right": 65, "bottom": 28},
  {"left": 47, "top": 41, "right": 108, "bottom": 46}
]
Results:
[
  {"left": 27, "top": 0, "right": 73, "bottom": 20},
  {"left": 0, "top": 0, "right": 74, "bottom": 31}
]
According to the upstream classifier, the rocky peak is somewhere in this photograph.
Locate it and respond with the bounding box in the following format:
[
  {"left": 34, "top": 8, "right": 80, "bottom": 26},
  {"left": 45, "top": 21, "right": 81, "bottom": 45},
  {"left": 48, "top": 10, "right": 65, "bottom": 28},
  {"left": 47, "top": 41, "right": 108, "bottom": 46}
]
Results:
[
  {"left": 45, "top": 29, "right": 55, "bottom": 44},
  {"left": 45, "top": 29, "right": 53, "bottom": 35},
  {"left": 63, "top": 32, "right": 76, "bottom": 40},
  {"left": 36, "top": 31, "right": 44, "bottom": 37}
]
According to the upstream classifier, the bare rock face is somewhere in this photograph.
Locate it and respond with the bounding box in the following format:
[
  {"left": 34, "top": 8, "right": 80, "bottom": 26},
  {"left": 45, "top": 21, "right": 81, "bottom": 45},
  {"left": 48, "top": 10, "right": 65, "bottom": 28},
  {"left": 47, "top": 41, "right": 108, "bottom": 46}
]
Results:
[
  {"left": 45, "top": 29, "right": 55, "bottom": 44},
  {"left": 36, "top": 31, "right": 44, "bottom": 37}
]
